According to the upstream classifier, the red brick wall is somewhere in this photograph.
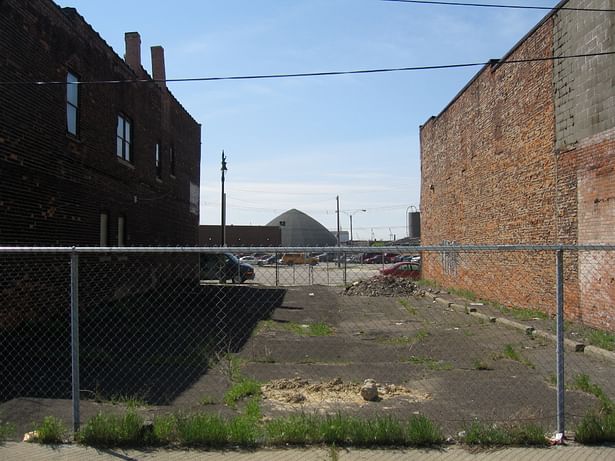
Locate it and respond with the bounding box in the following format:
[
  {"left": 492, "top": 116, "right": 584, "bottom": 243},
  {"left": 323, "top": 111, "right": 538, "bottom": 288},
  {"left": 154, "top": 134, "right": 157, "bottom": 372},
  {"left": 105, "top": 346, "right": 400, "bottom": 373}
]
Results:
[
  {"left": 419, "top": 19, "right": 560, "bottom": 315},
  {"left": 573, "top": 132, "right": 615, "bottom": 330}
]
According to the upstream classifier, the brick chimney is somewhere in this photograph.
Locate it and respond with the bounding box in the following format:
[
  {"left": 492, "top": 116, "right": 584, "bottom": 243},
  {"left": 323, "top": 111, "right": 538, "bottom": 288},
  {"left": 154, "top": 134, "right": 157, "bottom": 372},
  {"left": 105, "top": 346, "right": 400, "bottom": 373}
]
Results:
[
  {"left": 124, "top": 32, "right": 143, "bottom": 77},
  {"left": 151, "top": 46, "right": 166, "bottom": 88}
]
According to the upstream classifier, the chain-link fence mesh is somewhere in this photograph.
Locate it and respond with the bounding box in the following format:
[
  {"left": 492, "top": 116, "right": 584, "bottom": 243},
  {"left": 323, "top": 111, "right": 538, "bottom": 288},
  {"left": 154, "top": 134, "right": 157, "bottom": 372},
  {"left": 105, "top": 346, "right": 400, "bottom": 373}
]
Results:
[{"left": 0, "top": 246, "right": 614, "bottom": 442}]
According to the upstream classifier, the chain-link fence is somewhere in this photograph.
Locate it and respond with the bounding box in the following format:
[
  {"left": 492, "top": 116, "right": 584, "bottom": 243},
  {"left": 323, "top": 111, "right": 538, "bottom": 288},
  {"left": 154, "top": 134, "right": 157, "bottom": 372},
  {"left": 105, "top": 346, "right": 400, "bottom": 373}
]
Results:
[{"left": 1, "top": 245, "right": 614, "bottom": 441}]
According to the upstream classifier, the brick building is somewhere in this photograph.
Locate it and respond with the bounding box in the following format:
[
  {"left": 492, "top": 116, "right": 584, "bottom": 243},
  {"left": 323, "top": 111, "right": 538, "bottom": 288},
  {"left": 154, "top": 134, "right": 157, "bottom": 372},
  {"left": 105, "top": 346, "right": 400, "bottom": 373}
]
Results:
[
  {"left": 199, "top": 225, "right": 282, "bottom": 247},
  {"left": 0, "top": 0, "right": 201, "bottom": 246},
  {"left": 420, "top": 0, "right": 615, "bottom": 330}
]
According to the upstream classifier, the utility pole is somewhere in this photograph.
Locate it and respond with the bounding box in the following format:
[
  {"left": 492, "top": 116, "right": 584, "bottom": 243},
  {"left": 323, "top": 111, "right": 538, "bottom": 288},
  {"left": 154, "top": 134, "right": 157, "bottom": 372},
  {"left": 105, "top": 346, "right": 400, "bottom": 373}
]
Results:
[
  {"left": 220, "top": 151, "right": 228, "bottom": 247},
  {"left": 336, "top": 196, "right": 340, "bottom": 247}
]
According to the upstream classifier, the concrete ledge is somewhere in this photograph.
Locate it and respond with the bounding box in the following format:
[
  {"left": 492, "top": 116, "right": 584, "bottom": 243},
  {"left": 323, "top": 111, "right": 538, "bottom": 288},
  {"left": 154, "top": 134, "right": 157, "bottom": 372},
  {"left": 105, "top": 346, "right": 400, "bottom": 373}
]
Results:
[
  {"left": 469, "top": 311, "right": 496, "bottom": 323},
  {"left": 585, "top": 345, "right": 615, "bottom": 362},
  {"left": 435, "top": 297, "right": 452, "bottom": 307}
]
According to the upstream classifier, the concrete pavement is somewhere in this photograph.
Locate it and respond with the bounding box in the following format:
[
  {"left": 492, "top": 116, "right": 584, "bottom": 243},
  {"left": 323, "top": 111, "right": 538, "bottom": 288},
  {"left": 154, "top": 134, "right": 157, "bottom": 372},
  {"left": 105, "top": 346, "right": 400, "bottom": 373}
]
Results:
[{"left": 1, "top": 443, "right": 614, "bottom": 461}]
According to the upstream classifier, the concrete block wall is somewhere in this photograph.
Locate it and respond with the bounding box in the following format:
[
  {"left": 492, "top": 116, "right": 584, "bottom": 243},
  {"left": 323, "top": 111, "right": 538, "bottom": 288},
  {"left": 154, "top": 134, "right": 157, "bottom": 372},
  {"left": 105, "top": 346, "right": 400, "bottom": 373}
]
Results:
[{"left": 554, "top": 0, "right": 615, "bottom": 150}]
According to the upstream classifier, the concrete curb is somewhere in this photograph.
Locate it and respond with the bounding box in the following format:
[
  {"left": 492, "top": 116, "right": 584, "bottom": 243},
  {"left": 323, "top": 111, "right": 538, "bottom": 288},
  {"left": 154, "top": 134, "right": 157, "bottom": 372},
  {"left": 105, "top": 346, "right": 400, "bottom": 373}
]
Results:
[{"left": 424, "top": 291, "right": 614, "bottom": 361}]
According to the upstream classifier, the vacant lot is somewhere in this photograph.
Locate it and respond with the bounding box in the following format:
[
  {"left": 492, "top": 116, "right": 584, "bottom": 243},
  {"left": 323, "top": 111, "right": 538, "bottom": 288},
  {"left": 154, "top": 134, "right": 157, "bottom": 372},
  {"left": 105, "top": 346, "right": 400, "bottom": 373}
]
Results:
[
  {"left": 2, "top": 283, "right": 613, "bottom": 439},
  {"left": 174, "top": 284, "right": 614, "bottom": 435}
]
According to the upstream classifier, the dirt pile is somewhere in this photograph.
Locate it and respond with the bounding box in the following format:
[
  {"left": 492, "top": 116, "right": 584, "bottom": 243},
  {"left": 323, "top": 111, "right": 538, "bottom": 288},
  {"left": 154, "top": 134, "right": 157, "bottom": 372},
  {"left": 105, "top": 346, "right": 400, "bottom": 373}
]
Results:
[
  {"left": 342, "top": 276, "right": 425, "bottom": 297},
  {"left": 261, "top": 377, "right": 429, "bottom": 411}
]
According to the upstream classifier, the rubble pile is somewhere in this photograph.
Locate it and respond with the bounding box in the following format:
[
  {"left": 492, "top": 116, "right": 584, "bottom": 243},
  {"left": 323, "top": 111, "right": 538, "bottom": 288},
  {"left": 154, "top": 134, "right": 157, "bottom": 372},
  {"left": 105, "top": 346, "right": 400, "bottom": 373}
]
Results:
[{"left": 342, "top": 276, "right": 425, "bottom": 297}]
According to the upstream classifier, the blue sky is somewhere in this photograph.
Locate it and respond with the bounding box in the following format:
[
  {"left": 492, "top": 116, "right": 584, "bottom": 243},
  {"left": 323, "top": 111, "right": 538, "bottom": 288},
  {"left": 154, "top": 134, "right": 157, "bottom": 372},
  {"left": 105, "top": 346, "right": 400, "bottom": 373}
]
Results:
[{"left": 56, "top": 0, "right": 558, "bottom": 240}]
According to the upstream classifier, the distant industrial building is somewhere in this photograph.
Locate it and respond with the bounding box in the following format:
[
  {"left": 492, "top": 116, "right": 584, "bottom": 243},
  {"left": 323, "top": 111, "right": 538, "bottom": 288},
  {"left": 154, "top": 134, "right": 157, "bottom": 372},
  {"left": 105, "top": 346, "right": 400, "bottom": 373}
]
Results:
[{"left": 267, "top": 209, "right": 337, "bottom": 247}]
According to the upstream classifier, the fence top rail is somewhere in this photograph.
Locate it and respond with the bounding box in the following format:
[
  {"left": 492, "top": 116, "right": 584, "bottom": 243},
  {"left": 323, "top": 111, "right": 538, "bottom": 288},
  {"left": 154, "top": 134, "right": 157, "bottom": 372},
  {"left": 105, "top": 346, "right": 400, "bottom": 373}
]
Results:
[{"left": 1, "top": 244, "right": 615, "bottom": 254}]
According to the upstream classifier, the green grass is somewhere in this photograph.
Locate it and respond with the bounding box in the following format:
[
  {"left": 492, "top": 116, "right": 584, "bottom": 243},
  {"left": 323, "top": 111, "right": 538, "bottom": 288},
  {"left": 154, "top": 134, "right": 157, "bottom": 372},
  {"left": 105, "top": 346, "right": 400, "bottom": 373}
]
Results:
[
  {"left": 407, "top": 355, "right": 453, "bottom": 371},
  {"left": 77, "top": 408, "right": 444, "bottom": 448},
  {"left": 31, "top": 416, "right": 67, "bottom": 444},
  {"left": 572, "top": 374, "right": 613, "bottom": 412},
  {"left": 259, "top": 320, "right": 334, "bottom": 337},
  {"left": 588, "top": 330, "right": 615, "bottom": 351},
  {"left": 570, "top": 373, "right": 615, "bottom": 444},
  {"left": 223, "top": 378, "right": 262, "bottom": 407},
  {"left": 448, "top": 287, "right": 479, "bottom": 301},
  {"left": 109, "top": 394, "right": 147, "bottom": 409},
  {"left": 78, "top": 411, "right": 149, "bottom": 447},
  {"left": 462, "top": 421, "right": 547, "bottom": 446},
  {"left": 379, "top": 329, "right": 430, "bottom": 346},
  {"left": 0, "top": 421, "right": 15, "bottom": 442},
  {"left": 265, "top": 413, "right": 443, "bottom": 447},
  {"left": 398, "top": 299, "right": 417, "bottom": 315},
  {"left": 200, "top": 396, "right": 217, "bottom": 405},
  {"left": 472, "top": 359, "right": 493, "bottom": 371},
  {"left": 575, "top": 411, "right": 615, "bottom": 444},
  {"left": 416, "top": 279, "right": 440, "bottom": 290},
  {"left": 497, "top": 305, "right": 548, "bottom": 321},
  {"left": 501, "top": 344, "right": 534, "bottom": 368}
]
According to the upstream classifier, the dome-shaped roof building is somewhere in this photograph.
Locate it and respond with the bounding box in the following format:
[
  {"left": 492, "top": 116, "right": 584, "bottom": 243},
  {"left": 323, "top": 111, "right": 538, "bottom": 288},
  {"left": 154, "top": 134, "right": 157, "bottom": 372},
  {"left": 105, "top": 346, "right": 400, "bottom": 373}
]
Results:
[{"left": 266, "top": 209, "right": 337, "bottom": 247}]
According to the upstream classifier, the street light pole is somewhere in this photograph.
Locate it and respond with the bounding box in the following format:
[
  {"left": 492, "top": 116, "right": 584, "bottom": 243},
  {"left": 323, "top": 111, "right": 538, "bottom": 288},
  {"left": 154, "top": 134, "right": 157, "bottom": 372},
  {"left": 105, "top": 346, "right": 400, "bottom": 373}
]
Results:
[
  {"left": 347, "top": 209, "right": 366, "bottom": 246},
  {"left": 221, "top": 151, "right": 228, "bottom": 247}
]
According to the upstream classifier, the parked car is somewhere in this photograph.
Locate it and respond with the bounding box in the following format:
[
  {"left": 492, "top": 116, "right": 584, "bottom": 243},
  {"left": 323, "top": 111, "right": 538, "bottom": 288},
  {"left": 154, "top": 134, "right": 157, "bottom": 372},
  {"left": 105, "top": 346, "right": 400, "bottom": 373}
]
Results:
[
  {"left": 364, "top": 253, "right": 398, "bottom": 264},
  {"left": 279, "top": 253, "right": 318, "bottom": 265},
  {"left": 200, "top": 253, "right": 255, "bottom": 283},
  {"left": 379, "top": 262, "right": 421, "bottom": 280},
  {"left": 315, "top": 253, "right": 336, "bottom": 262},
  {"left": 257, "top": 255, "right": 277, "bottom": 266},
  {"left": 395, "top": 254, "right": 420, "bottom": 263},
  {"left": 239, "top": 255, "right": 259, "bottom": 264}
]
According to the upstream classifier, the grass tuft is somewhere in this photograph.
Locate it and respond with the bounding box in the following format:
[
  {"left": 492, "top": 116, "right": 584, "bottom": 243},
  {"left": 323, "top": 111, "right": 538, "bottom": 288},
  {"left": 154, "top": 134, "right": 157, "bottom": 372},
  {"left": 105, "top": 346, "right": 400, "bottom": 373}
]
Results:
[
  {"left": 407, "top": 355, "right": 453, "bottom": 371},
  {"left": 0, "top": 421, "right": 15, "bottom": 442},
  {"left": 78, "top": 411, "right": 148, "bottom": 447},
  {"left": 223, "top": 378, "right": 261, "bottom": 407},
  {"left": 588, "top": 330, "right": 615, "bottom": 351},
  {"left": 406, "top": 414, "right": 445, "bottom": 446},
  {"left": 462, "top": 421, "right": 547, "bottom": 447},
  {"left": 502, "top": 344, "right": 534, "bottom": 368},
  {"left": 472, "top": 359, "right": 493, "bottom": 371},
  {"left": 32, "top": 416, "right": 67, "bottom": 444},
  {"left": 575, "top": 412, "right": 615, "bottom": 444}
]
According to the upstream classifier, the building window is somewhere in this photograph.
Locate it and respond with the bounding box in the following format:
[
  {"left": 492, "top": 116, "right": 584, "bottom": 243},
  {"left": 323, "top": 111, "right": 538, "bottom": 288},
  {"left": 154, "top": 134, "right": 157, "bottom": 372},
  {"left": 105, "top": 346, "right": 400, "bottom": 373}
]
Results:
[
  {"left": 99, "top": 212, "right": 108, "bottom": 246},
  {"left": 117, "top": 215, "right": 126, "bottom": 246},
  {"left": 116, "top": 115, "right": 132, "bottom": 162},
  {"left": 66, "top": 72, "right": 79, "bottom": 136},
  {"left": 170, "top": 146, "right": 176, "bottom": 176},
  {"left": 155, "top": 143, "right": 162, "bottom": 179}
]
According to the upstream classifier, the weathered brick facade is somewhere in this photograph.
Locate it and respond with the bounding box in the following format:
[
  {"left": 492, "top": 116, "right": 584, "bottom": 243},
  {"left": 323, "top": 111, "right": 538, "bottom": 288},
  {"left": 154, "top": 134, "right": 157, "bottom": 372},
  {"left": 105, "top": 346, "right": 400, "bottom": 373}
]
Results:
[
  {"left": 420, "top": 0, "right": 615, "bottom": 331},
  {"left": 0, "top": 0, "right": 201, "bottom": 246}
]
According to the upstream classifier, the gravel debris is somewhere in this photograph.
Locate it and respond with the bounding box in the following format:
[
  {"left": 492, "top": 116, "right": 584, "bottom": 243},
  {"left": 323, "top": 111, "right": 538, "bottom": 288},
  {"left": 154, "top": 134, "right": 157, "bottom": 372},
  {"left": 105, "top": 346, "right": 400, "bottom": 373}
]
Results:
[{"left": 342, "top": 276, "right": 426, "bottom": 297}]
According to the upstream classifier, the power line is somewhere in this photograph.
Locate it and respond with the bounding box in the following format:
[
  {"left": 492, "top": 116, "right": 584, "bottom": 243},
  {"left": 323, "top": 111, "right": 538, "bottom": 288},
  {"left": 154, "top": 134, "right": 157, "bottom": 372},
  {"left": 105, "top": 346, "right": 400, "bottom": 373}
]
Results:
[
  {"left": 380, "top": 0, "right": 615, "bottom": 13},
  {"left": 1, "top": 51, "right": 614, "bottom": 86}
]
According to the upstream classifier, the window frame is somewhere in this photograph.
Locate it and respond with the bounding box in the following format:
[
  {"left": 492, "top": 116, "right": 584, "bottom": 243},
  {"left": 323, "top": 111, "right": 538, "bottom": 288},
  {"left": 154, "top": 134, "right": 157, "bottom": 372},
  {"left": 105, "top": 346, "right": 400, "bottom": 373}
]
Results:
[
  {"left": 155, "top": 143, "right": 162, "bottom": 179},
  {"left": 66, "top": 72, "right": 79, "bottom": 136},
  {"left": 116, "top": 114, "right": 132, "bottom": 162}
]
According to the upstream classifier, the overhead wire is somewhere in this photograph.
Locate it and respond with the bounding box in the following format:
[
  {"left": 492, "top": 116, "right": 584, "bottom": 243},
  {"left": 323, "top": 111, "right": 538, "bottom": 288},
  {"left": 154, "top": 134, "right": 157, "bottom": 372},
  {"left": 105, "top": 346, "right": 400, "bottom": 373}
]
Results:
[
  {"left": 1, "top": 51, "right": 614, "bottom": 86},
  {"left": 380, "top": 0, "right": 615, "bottom": 13}
]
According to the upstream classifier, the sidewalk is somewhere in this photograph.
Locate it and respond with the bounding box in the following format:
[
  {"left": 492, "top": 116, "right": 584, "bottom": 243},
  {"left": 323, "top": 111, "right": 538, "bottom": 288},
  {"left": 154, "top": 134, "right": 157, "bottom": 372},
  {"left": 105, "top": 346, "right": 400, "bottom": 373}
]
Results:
[{"left": 1, "top": 443, "right": 614, "bottom": 461}]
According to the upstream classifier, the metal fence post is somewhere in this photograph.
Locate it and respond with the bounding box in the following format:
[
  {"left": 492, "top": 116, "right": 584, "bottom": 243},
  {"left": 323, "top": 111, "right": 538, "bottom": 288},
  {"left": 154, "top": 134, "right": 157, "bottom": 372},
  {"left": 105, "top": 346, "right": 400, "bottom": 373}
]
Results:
[
  {"left": 556, "top": 247, "right": 565, "bottom": 436},
  {"left": 70, "top": 250, "right": 80, "bottom": 435},
  {"left": 275, "top": 252, "right": 279, "bottom": 287},
  {"left": 343, "top": 252, "right": 347, "bottom": 285}
]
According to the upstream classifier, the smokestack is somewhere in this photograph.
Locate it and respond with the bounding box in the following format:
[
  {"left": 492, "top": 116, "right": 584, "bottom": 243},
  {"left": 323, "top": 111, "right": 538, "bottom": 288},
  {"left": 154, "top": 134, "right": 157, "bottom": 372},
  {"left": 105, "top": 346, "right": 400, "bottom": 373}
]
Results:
[
  {"left": 124, "top": 32, "right": 143, "bottom": 77},
  {"left": 151, "top": 46, "right": 166, "bottom": 88}
]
